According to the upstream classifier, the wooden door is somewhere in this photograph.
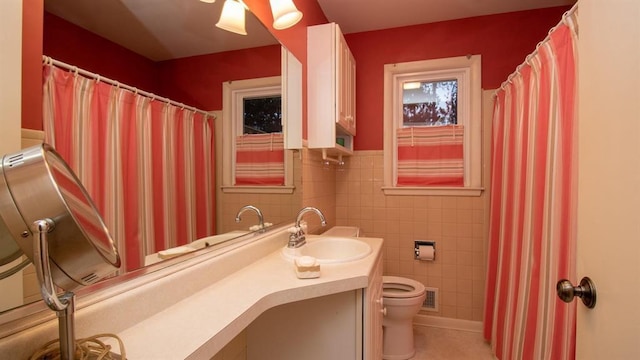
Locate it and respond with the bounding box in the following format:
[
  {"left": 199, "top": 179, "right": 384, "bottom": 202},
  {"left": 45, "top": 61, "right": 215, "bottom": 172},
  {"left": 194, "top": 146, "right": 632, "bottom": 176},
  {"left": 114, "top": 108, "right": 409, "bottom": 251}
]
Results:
[{"left": 575, "top": 1, "right": 640, "bottom": 358}]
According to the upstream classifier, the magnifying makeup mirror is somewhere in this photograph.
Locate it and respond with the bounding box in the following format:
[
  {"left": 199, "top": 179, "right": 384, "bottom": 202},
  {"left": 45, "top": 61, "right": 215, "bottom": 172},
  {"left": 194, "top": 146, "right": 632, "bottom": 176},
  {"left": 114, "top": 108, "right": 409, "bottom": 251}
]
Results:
[
  {"left": 0, "top": 218, "right": 31, "bottom": 280},
  {"left": 0, "top": 143, "right": 121, "bottom": 359}
]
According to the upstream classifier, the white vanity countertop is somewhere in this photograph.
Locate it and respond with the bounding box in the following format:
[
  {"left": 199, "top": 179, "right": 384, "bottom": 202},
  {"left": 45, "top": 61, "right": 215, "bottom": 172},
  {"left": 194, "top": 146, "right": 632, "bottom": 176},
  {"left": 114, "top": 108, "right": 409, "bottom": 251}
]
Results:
[
  {"left": 0, "top": 228, "right": 382, "bottom": 359},
  {"left": 103, "top": 233, "right": 382, "bottom": 359}
]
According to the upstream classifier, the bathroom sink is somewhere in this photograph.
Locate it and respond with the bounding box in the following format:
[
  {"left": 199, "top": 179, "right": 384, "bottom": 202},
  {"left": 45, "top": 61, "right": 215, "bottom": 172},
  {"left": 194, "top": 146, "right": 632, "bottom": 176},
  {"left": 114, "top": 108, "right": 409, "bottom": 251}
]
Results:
[{"left": 282, "top": 236, "right": 372, "bottom": 264}]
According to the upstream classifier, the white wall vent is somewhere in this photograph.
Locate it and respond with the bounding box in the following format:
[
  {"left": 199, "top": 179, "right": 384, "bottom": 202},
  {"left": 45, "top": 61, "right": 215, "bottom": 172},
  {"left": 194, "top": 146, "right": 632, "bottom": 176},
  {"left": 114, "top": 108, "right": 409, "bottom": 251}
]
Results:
[{"left": 422, "top": 287, "right": 439, "bottom": 312}]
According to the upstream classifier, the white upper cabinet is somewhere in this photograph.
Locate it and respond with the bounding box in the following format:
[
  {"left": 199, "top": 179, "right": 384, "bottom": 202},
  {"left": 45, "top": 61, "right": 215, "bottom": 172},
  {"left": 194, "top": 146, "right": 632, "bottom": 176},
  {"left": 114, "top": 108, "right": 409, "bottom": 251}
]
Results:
[
  {"left": 307, "top": 23, "right": 356, "bottom": 155},
  {"left": 337, "top": 30, "right": 356, "bottom": 136}
]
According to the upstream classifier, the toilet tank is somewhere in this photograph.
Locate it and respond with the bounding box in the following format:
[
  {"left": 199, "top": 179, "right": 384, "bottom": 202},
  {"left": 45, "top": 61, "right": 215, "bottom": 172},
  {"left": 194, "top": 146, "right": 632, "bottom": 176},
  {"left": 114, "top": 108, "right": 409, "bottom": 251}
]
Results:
[{"left": 321, "top": 226, "right": 361, "bottom": 237}]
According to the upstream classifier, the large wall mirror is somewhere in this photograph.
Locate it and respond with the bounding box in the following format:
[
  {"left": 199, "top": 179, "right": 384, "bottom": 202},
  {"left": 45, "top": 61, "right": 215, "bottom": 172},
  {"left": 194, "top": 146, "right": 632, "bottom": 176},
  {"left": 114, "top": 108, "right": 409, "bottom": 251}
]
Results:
[{"left": 0, "top": 0, "right": 303, "bottom": 318}]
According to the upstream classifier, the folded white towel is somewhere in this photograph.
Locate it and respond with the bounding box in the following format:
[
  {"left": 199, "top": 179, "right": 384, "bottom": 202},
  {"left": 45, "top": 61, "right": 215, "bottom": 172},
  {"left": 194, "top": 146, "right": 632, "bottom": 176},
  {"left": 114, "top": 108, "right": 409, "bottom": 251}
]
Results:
[{"left": 157, "top": 246, "right": 192, "bottom": 259}]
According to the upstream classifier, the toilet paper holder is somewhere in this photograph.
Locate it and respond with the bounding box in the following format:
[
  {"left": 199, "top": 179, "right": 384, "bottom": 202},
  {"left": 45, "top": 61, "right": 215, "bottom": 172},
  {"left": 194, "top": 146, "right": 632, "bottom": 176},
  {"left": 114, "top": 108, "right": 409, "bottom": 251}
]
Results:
[{"left": 414, "top": 241, "right": 435, "bottom": 260}]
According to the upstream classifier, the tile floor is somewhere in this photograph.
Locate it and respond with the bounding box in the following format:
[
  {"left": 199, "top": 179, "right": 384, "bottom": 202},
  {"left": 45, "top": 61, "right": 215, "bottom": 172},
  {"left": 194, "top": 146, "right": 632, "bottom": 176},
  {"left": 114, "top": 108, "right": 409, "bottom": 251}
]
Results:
[{"left": 410, "top": 325, "right": 496, "bottom": 360}]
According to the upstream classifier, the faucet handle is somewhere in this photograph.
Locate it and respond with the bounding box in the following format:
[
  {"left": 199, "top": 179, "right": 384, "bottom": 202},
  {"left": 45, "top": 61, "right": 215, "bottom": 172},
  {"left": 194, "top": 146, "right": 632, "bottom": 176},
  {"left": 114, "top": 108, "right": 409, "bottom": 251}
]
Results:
[{"left": 288, "top": 226, "right": 301, "bottom": 234}]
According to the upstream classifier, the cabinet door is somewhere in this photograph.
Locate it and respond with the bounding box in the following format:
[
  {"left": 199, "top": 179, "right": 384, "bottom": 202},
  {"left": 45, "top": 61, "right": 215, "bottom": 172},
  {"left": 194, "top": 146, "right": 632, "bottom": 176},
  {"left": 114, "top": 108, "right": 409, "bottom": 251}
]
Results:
[
  {"left": 336, "top": 32, "right": 356, "bottom": 136},
  {"left": 247, "top": 292, "right": 359, "bottom": 360},
  {"left": 347, "top": 48, "right": 356, "bottom": 135},
  {"left": 364, "top": 254, "right": 383, "bottom": 359}
]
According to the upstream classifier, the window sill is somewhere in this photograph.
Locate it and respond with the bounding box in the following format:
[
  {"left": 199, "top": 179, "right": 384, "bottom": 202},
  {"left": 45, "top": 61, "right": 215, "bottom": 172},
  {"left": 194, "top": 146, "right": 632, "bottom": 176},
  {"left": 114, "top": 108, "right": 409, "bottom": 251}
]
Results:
[
  {"left": 221, "top": 185, "right": 295, "bottom": 194},
  {"left": 381, "top": 186, "right": 484, "bottom": 197}
]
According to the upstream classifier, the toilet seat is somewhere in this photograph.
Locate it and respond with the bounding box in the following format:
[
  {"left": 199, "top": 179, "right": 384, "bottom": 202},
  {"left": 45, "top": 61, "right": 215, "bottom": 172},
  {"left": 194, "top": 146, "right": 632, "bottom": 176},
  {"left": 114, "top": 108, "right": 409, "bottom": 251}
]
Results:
[{"left": 382, "top": 276, "right": 426, "bottom": 298}]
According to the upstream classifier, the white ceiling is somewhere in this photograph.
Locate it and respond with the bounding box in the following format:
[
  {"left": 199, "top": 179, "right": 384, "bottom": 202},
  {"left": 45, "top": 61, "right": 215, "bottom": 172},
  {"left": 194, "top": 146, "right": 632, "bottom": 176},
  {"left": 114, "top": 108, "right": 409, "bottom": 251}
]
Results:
[
  {"left": 44, "top": 0, "right": 279, "bottom": 61},
  {"left": 317, "top": 0, "right": 576, "bottom": 34},
  {"left": 44, "top": 0, "right": 576, "bottom": 61}
]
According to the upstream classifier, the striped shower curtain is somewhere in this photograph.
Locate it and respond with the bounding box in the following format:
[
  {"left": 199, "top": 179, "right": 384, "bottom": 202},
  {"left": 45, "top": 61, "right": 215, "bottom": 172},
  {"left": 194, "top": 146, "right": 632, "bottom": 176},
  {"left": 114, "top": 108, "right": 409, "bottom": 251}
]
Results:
[
  {"left": 484, "top": 11, "right": 578, "bottom": 360},
  {"left": 42, "top": 65, "right": 216, "bottom": 272}
]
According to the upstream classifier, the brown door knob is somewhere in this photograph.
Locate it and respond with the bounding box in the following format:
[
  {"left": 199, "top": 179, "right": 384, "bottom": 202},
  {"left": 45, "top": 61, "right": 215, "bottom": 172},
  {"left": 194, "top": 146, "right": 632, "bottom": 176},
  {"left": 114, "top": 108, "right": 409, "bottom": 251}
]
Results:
[{"left": 556, "top": 277, "right": 597, "bottom": 309}]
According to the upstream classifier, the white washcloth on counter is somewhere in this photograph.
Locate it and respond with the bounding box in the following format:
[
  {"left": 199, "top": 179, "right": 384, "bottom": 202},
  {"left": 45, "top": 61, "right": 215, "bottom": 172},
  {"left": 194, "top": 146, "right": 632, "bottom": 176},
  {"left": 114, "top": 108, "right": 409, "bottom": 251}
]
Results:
[{"left": 157, "top": 246, "right": 193, "bottom": 259}]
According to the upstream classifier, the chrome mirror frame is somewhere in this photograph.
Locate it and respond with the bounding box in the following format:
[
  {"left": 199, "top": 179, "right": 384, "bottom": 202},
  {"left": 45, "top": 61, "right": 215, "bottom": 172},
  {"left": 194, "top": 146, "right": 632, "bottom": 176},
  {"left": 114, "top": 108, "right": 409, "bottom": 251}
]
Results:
[{"left": 0, "top": 144, "right": 120, "bottom": 359}]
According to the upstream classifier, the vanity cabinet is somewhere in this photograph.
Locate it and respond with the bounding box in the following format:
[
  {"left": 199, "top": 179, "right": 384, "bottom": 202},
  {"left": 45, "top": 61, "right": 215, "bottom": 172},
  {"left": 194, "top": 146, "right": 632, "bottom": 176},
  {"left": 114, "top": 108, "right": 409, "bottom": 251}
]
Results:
[
  {"left": 246, "top": 251, "right": 383, "bottom": 360},
  {"left": 308, "top": 22, "right": 356, "bottom": 155},
  {"left": 246, "top": 291, "right": 361, "bottom": 359}
]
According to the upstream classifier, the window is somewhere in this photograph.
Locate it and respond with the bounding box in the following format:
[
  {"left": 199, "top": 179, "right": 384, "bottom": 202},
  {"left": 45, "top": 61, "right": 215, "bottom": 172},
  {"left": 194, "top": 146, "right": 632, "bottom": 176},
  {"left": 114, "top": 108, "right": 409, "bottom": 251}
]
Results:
[
  {"left": 242, "top": 96, "right": 282, "bottom": 134},
  {"left": 222, "top": 76, "right": 295, "bottom": 194},
  {"left": 403, "top": 79, "right": 457, "bottom": 126},
  {"left": 383, "top": 55, "right": 483, "bottom": 196}
]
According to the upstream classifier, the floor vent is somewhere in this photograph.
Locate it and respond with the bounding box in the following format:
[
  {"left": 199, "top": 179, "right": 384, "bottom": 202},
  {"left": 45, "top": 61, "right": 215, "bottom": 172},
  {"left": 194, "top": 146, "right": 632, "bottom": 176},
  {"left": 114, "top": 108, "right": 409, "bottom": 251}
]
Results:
[{"left": 422, "top": 287, "right": 439, "bottom": 312}]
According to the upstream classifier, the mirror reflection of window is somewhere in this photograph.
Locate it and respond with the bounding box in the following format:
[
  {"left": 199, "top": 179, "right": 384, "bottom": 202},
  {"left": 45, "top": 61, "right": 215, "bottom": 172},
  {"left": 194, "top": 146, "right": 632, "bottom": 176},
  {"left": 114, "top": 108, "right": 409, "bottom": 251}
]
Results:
[
  {"left": 231, "top": 83, "right": 286, "bottom": 186},
  {"left": 222, "top": 76, "right": 295, "bottom": 193},
  {"left": 235, "top": 93, "right": 285, "bottom": 186}
]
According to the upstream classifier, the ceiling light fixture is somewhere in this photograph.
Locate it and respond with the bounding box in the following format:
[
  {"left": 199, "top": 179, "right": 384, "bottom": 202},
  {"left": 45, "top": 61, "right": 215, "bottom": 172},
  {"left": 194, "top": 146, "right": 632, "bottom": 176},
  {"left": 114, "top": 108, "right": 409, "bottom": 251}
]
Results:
[
  {"left": 216, "top": 0, "right": 247, "bottom": 35},
  {"left": 403, "top": 82, "right": 422, "bottom": 90},
  {"left": 211, "top": 0, "right": 303, "bottom": 35},
  {"left": 270, "top": 0, "right": 303, "bottom": 30}
]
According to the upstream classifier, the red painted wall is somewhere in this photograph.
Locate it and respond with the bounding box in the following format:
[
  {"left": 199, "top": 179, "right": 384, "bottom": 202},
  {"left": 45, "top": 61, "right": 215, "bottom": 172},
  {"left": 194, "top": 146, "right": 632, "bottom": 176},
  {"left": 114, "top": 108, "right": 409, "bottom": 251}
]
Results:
[
  {"left": 43, "top": 12, "right": 160, "bottom": 95},
  {"left": 34, "top": 3, "right": 567, "bottom": 148},
  {"left": 346, "top": 6, "right": 570, "bottom": 150},
  {"left": 42, "top": 13, "right": 281, "bottom": 114},
  {"left": 157, "top": 45, "right": 281, "bottom": 111}
]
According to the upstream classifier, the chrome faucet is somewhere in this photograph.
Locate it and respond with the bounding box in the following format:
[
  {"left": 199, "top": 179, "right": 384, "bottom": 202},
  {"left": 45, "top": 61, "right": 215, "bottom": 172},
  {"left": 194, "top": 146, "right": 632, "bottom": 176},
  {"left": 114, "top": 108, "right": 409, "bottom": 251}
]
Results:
[
  {"left": 288, "top": 207, "right": 327, "bottom": 248},
  {"left": 235, "top": 205, "right": 265, "bottom": 232}
]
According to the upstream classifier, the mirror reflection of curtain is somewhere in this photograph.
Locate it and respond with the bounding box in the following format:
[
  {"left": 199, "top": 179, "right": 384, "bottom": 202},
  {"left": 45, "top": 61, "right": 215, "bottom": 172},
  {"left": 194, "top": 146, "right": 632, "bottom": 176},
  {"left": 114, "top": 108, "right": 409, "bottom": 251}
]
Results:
[
  {"left": 484, "top": 12, "right": 578, "bottom": 359},
  {"left": 42, "top": 64, "right": 216, "bottom": 272}
]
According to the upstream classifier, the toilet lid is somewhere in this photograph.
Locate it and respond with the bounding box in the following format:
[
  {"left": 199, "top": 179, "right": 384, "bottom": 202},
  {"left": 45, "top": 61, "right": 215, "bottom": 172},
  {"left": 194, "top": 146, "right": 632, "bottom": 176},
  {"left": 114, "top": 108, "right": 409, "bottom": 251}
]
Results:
[{"left": 382, "top": 276, "right": 426, "bottom": 298}]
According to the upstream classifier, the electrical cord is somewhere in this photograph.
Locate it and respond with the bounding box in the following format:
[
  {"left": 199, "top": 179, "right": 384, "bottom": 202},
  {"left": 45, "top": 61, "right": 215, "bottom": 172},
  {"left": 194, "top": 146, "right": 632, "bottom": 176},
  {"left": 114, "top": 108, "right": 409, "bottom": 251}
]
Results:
[{"left": 29, "top": 333, "right": 126, "bottom": 360}]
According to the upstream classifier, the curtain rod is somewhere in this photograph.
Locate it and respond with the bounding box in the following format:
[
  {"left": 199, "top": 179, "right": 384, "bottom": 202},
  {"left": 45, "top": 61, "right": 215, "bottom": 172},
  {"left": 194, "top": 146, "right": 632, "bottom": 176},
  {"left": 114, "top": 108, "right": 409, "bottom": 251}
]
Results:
[
  {"left": 42, "top": 56, "right": 215, "bottom": 119},
  {"left": 494, "top": 2, "right": 579, "bottom": 97}
]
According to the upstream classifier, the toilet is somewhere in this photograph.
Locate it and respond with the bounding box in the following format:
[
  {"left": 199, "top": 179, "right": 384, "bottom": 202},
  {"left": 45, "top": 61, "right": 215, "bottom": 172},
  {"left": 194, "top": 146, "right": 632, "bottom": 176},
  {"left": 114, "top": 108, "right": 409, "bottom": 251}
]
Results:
[
  {"left": 320, "top": 226, "right": 425, "bottom": 359},
  {"left": 382, "top": 276, "right": 426, "bottom": 360}
]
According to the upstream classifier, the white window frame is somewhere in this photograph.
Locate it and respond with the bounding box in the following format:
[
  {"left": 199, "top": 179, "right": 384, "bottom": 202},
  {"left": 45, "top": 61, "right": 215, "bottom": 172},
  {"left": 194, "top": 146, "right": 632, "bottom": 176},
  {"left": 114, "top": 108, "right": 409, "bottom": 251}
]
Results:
[
  {"left": 221, "top": 76, "right": 295, "bottom": 194},
  {"left": 382, "top": 55, "right": 483, "bottom": 196}
]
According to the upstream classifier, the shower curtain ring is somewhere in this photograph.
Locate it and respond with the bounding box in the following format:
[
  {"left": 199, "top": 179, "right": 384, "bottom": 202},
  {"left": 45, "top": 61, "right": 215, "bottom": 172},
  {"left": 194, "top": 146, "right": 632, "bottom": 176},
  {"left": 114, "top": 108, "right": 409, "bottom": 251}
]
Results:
[{"left": 525, "top": 54, "right": 533, "bottom": 66}]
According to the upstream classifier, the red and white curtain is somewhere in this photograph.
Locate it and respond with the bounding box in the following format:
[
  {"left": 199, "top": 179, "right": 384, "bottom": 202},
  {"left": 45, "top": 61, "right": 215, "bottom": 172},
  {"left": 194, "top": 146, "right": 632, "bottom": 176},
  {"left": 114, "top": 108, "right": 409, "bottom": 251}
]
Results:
[
  {"left": 42, "top": 64, "right": 216, "bottom": 272},
  {"left": 484, "top": 11, "right": 578, "bottom": 360},
  {"left": 396, "top": 125, "right": 464, "bottom": 186},
  {"left": 235, "top": 133, "right": 284, "bottom": 185}
]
